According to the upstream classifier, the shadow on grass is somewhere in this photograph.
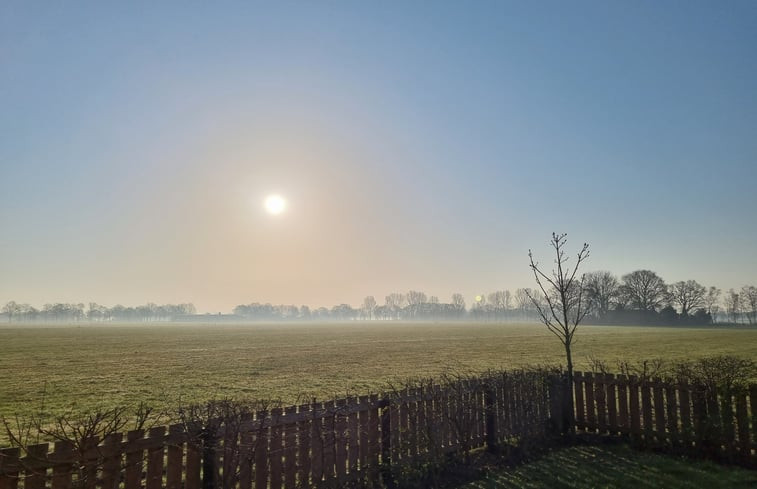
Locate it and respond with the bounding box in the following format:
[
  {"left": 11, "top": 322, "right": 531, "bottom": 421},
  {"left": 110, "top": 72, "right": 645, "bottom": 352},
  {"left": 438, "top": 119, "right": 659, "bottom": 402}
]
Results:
[{"left": 460, "top": 444, "right": 757, "bottom": 489}]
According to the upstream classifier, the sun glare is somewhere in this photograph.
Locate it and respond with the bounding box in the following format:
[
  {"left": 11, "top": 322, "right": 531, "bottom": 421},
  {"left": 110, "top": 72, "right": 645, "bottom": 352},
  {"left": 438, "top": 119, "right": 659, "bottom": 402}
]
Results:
[{"left": 264, "top": 194, "right": 287, "bottom": 215}]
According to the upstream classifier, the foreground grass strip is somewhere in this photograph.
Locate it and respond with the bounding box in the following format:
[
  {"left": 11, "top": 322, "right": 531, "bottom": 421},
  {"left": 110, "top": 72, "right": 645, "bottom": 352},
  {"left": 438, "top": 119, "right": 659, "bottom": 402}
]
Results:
[{"left": 460, "top": 445, "right": 757, "bottom": 489}]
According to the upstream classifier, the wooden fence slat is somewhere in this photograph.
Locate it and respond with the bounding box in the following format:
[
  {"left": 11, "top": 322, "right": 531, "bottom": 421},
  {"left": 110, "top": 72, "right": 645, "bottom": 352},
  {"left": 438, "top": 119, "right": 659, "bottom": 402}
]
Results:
[
  {"left": 82, "top": 436, "right": 99, "bottom": 489},
  {"left": 735, "top": 393, "right": 750, "bottom": 465},
  {"left": 665, "top": 385, "right": 679, "bottom": 446},
  {"left": 0, "top": 447, "right": 20, "bottom": 489},
  {"left": 334, "top": 400, "right": 348, "bottom": 481},
  {"left": 616, "top": 375, "right": 629, "bottom": 434},
  {"left": 322, "top": 401, "right": 336, "bottom": 482},
  {"left": 51, "top": 441, "right": 73, "bottom": 489},
  {"left": 283, "top": 406, "right": 297, "bottom": 488},
  {"left": 389, "top": 399, "right": 400, "bottom": 461},
  {"left": 574, "top": 372, "right": 585, "bottom": 431},
  {"left": 749, "top": 385, "right": 757, "bottom": 465},
  {"left": 185, "top": 431, "right": 202, "bottom": 489},
  {"left": 653, "top": 380, "right": 666, "bottom": 444},
  {"left": 368, "top": 394, "right": 381, "bottom": 468},
  {"left": 347, "top": 398, "right": 359, "bottom": 475},
  {"left": 706, "top": 390, "right": 721, "bottom": 456},
  {"left": 101, "top": 433, "right": 123, "bottom": 489},
  {"left": 641, "top": 383, "right": 653, "bottom": 442},
  {"left": 408, "top": 391, "right": 419, "bottom": 458},
  {"left": 23, "top": 444, "right": 48, "bottom": 489},
  {"left": 677, "top": 385, "right": 692, "bottom": 451},
  {"left": 721, "top": 392, "right": 737, "bottom": 461},
  {"left": 595, "top": 374, "right": 607, "bottom": 433},
  {"left": 146, "top": 426, "right": 165, "bottom": 489},
  {"left": 585, "top": 373, "right": 596, "bottom": 432},
  {"left": 440, "top": 386, "right": 451, "bottom": 448},
  {"left": 269, "top": 408, "right": 283, "bottom": 489},
  {"left": 166, "top": 425, "right": 184, "bottom": 489},
  {"left": 691, "top": 387, "right": 707, "bottom": 452},
  {"left": 125, "top": 430, "right": 145, "bottom": 489},
  {"left": 357, "top": 396, "right": 370, "bottom": 472},
  {"left": 606, "top": 374, "right": 618, "bottom": 434},
  {"left": 239, "top": 426, "right": 254, "bottom": 489},
  {"left": 629, "top": 380, "right": 641, "bottom": 439},
  {"left": 296, "top": 404, "right": 311, "bottom": 487},
  {"left": 254, "top": 411, "right": 269, "bottom": 489}
]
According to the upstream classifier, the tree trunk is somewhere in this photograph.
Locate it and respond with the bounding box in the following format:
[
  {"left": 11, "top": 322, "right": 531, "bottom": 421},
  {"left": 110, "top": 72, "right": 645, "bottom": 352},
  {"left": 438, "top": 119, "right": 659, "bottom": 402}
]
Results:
[{"left": 564, "top": 342, "right": 576, "bottom": 434}]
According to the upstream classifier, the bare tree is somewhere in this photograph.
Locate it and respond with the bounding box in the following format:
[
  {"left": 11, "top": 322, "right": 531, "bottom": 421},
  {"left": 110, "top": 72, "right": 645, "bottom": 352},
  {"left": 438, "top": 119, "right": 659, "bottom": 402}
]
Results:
[
  {"left": 451, "top": 293, "right": 466, "bottom": 311},
  {"left": 620, "top": 270, "right": 668, "bottom": 311},
  {"left": 724, "top": 289, "right": 741, "bottom": 324},
  {"left": 2, "top": 301, "right": 21, "bottom": 322},
  {"left": 526, "top": 233, "right": 589, "bottom": 432},
  {"left": 741, "top": 285, "right": 757, "bottom": 325},
  {"left": 669, "top": 280, "right": 707, "bottom": 317},
  {"left": 361, "top": 296, "right": 377, "bottom": 320},
  {"left": 704, "top": 286, "right": 721, "bottom": 323},
  {"left": 583, "top": 271, "right": 619, "bottom": 319}
]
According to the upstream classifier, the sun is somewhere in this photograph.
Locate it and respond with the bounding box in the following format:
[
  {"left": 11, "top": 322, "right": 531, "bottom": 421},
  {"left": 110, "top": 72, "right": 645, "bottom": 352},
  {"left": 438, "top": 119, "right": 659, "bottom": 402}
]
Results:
[{"left": 264, "top": 194, "right": 287, "bottom": 215}]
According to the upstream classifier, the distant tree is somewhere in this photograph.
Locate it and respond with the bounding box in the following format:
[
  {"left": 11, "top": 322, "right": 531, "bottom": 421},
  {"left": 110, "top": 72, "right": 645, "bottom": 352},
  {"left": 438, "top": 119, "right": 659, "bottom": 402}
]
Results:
[
  {"left": 299, "top": 305, "right": 311, "bottom": 320},
  {"left": 361, "top": 296, "right": 377, "bottom": 320},
  {"left": 669, "top": 280, "right": 707, "bottom": 317},
  {"left": 583, "top": 271, "right": 619, "bottom": 319},
  {"left": 451, "top": 293, "right": 466, "bottom": 313},
  {"left": 526, "top": 233, "right": 590, "bottom": 433},
  {"left": 741, "top": 285, "right": 757, "bottom": 325},
  {"left": 2, "top": 301, "right": 21, "bottom": 322},
  {"left": 620, "top": 270, "right": 668, "bottom": 312},
  {"left": 704, "top": 287, "right": 722, "bottom": 323},
  {"left": 724, "top": 289, "right": 741, "bottom": 323}
]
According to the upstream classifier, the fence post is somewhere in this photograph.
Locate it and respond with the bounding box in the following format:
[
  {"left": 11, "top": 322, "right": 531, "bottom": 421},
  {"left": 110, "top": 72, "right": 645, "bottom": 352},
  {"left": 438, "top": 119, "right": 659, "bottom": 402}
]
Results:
[
  {"left": 548, "top": 374, "right": 566, "bottom": 435},
  {"left": 484, "top": 381, "right": 497, "bottom": 452}
]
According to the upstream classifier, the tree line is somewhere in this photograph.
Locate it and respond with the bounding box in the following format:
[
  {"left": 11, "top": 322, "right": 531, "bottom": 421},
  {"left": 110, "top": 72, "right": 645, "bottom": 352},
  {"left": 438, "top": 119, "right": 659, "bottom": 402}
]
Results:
[
  {"left": 2, "top": 271, "right": 755, "bottom": 325},
  {"left": 0, "top": 301, "right": 196, "bottom": 322}
]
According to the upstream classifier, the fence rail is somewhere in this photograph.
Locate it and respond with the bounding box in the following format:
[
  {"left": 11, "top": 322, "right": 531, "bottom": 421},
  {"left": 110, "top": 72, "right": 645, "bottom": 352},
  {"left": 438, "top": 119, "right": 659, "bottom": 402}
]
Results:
[{"left": 0, "top": 371, "right": 553, "bottom": 489}]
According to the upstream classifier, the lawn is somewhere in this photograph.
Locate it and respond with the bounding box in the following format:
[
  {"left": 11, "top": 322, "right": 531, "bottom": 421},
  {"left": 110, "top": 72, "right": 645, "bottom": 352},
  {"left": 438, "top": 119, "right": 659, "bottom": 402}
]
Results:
[
  {"left": 458, "top": 444, "right": 757, "bottom": 488},
  {"left": 1, "top": 322, "right": 756, "bottom": 424}
]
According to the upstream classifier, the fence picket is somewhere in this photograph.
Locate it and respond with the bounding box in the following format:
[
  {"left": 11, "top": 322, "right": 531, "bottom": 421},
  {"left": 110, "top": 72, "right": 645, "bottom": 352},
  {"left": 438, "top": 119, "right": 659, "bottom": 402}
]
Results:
[
  {"left": 284, "top": 406, "right": 298, "bottom": 488},
  {"left": 629, "top": 379, "right": 641, "bottom": 439},
  {"left": 254, "top": 410, "right": 270, "bottom": 489},
  {"left": 606, "top": 374, "right": 618, "bottom": 434},
  {"left": 297, "top": 404, "right": 311, "bottom": 487},
  {"left": 595, "top": 374, "right": 607, "bottom": 433},
  {"left": 146, "top": 427, "right": 165, "bottom": 489},
  {"left": 23, "top": 444, "right": 48, "bottom": 489},
  {"left": 665, "top": 384, "right": 678, "bottom": 446},
  {"left": 50, "top": 441, "right": 73, "bottom": 489},
  {"left": 574, "top": 372, "right": 585, "bottom": 430},
  {"left": 678, "top": 384, "right": 692, "bottom": 450},
  {"left": 653, "top": 380, "right": 666, "bottom": 444},
  {"left": 735, "top": 393, "right": 750, "bottom": 465}
]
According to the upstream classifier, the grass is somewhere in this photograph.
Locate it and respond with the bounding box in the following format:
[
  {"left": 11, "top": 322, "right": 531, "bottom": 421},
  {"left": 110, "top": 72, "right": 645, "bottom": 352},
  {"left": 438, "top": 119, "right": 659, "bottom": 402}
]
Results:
[
  {"left": 458, "top": 443, "right": 757, "bottom": 488},
  {"left": 1, "top": 322, "right": 756, "bottom": 425}
]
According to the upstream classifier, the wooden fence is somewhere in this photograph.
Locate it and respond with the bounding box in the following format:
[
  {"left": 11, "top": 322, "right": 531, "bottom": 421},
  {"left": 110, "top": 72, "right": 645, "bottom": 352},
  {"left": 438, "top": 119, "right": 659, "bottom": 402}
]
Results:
[
  {"left": 572, "top": 371, "right": 757, "bottom": 466},
  {"left": 3, "top": 371, "right": 754, "bottom": 489},
  {"left": 0, "top": 371, "right": 554, "bottom": 489}
]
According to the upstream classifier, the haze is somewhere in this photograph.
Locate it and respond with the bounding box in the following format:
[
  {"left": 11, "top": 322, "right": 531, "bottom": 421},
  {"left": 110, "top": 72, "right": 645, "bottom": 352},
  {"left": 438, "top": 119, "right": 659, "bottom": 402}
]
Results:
[{"left": 1, "top": 2, "right": 756, "bottom": 313}]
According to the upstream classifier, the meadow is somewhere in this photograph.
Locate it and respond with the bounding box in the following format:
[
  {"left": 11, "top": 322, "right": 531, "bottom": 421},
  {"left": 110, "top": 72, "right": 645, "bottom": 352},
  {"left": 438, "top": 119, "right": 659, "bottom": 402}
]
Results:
[{"left": 2, "top": 321, "right": 756, "bottom": 425}]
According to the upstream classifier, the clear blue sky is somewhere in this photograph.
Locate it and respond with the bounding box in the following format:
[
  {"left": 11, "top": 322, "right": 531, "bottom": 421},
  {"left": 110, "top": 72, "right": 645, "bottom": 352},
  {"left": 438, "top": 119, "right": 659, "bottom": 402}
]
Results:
[{"left": 2, "top": 1, "right": 756, "bottom": 312}]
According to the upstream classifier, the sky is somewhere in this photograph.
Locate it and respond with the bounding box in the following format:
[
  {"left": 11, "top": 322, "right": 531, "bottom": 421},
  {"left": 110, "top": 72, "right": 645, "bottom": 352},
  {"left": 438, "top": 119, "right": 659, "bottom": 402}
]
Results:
[{"left": 1, "top": 1, "right": 756, "bottom": 313}]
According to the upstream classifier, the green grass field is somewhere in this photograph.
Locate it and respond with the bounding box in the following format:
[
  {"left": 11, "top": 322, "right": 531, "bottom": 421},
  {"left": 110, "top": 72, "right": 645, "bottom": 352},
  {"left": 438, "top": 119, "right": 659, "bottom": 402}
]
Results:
[{"left": 1, "top": 322, "right": 756, "bottom": 424}]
